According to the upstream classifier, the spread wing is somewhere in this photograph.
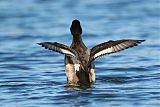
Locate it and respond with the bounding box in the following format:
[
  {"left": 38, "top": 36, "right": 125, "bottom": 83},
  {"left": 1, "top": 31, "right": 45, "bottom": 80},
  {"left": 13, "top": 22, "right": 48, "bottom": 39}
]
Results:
[
  {"left": 89, "top": 39, "right": 145, "bottom": 62},
  {"left": 38, "top": 42, "right": 77, "bottom": 57}
]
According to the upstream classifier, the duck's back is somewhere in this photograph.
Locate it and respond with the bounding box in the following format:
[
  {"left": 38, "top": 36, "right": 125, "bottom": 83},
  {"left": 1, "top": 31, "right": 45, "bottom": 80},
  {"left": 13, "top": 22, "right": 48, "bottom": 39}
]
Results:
[{"left": 65, "top": 42, "right": 95, "bottom": 84}]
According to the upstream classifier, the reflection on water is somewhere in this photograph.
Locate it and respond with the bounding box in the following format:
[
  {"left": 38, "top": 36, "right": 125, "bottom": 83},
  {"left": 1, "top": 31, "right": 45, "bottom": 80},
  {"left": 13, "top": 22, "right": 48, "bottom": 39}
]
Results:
[
  {"left": 0, "top": 0, "right": 160, "bottom": 107},
  {"left": 64, "top": 84, "right": 94, "bottom": 90}
]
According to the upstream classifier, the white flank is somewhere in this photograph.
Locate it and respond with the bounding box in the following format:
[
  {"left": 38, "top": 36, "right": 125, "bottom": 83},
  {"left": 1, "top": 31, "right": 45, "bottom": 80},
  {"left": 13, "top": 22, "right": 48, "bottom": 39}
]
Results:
[
  {"left": 68, "top": 70, "right": 73, "bottom": 81},
  {"left": 74, "top": 64, "right": 80, "bottom": 71},
  {"left": 89, "top": 69, "right": 95, "bottom": 82},
  {"left": 65, "top": 64, "right": 74, "bottom": 81}
]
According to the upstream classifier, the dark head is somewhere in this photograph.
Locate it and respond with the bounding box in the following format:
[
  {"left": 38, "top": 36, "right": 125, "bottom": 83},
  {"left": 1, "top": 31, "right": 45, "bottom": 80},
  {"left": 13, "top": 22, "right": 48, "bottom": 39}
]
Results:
[{"left": 70, "top": 19, "right": 82, "bottom": 35}]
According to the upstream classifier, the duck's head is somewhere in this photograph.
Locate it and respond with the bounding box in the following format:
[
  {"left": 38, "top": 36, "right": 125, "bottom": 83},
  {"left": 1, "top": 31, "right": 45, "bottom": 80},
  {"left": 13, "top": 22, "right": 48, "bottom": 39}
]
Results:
[{"left": 70, "top": 19, "right": 82, "bottom": 36}]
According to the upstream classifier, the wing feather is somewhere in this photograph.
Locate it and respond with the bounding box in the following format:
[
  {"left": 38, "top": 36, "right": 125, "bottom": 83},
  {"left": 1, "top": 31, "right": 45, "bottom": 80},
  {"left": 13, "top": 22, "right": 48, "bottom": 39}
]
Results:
[
  {"left": 38, "top": 42, "right": 77, "bottom": 57},
  {"left": 90, "top": 39, "right": 145, "bottom": 62}
]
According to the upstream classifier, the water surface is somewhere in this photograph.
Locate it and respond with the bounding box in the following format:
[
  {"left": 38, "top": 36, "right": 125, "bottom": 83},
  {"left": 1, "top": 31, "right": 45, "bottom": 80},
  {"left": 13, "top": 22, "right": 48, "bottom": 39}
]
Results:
[{"left": 0, "top": 0, "right": 160, "bottom": 107}]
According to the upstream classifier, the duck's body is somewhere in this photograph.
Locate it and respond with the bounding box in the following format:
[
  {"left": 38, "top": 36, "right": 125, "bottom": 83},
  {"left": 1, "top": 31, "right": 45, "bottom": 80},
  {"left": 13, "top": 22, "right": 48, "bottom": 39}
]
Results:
[
  {"left": 38, "top": 19, "right": 145, "bottom": 85},
  {"left": 65, "top": 35, "right": 95, "bottom": 84}
]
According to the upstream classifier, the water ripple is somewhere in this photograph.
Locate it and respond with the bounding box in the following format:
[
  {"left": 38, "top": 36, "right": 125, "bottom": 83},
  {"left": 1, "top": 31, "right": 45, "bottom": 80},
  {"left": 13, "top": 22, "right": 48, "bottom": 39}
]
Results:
[{"left": 0, "top": 0, "right": 159, "bottom": 107}]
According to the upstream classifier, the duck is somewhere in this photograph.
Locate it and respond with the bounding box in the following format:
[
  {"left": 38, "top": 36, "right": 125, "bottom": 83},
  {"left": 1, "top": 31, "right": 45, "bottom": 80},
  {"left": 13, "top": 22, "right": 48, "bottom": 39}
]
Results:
[{"left": 38, "top": 19, "right": 145, "bottom": 85}]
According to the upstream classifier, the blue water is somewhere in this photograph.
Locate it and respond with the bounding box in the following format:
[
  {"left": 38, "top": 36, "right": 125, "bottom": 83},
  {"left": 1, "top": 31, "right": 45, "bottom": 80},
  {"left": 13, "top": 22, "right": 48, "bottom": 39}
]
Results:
[{"left": 0, "top": 0, "right": 160, "bottom": 107}]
